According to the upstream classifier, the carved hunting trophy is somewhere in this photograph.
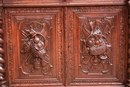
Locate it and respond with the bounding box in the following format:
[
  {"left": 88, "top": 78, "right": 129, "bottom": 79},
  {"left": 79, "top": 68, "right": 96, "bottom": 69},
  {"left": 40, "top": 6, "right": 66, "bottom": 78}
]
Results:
[
  {"left": 20, "top": 21, "right": 53, "bottom": 75},
  {"left": 80, "top": 17, "right": 114, "bottom": 74}
]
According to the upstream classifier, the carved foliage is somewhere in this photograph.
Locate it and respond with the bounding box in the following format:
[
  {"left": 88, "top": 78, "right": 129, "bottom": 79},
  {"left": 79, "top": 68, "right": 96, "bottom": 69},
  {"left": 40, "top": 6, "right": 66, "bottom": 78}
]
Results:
[{"left": 80, "top": 17, "right": 114, "bottom": 74}]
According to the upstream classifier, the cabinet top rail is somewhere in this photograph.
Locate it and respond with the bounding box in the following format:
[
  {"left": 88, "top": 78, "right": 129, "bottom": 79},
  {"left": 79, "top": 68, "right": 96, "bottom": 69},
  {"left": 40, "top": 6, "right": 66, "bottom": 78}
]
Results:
[{"left": 0, "top": 0, "right": 127, "bottom": 7}]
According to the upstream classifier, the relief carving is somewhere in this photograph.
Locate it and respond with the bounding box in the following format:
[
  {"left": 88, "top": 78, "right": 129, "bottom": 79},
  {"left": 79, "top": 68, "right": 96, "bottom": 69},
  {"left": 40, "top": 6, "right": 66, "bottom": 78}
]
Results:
[
  {"left": 20, "top": 21, "right": 53, "bottom": 75},
  {"left": 80, "top": 17, "right": 114, "bottom": 74}
]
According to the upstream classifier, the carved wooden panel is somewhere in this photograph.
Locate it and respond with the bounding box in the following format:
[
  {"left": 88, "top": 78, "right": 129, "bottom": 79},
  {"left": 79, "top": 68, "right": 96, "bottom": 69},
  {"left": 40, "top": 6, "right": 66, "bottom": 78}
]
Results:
[
  {"left": 5, "top": 8, "right": 64, "bottom": 86},
  {"left": 65, "top": 6, "right": 127, "bottom": 86}
]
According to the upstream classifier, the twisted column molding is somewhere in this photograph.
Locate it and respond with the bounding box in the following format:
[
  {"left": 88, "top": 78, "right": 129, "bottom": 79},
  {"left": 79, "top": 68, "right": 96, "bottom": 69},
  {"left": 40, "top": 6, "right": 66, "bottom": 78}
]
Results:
[{"left": 0, "top": 8, "right": 6, "bottom": 87}]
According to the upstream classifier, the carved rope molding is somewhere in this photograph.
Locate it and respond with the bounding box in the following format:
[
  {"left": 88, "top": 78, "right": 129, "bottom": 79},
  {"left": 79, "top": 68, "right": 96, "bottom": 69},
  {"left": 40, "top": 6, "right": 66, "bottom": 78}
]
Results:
[{"left": 0, "top": 8, "right": 6, "bottom": 87}]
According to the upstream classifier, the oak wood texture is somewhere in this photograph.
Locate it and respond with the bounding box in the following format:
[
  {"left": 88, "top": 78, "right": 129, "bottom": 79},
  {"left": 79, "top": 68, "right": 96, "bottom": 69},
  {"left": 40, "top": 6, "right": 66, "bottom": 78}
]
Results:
[{"left": 0, "top": 0, "right": 129, "bottom": 87}]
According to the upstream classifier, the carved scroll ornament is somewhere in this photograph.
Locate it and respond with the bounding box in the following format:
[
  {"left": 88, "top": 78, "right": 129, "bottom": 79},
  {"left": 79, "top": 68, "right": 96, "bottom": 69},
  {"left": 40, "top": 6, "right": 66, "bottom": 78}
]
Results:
[
  {"left": 80, "top": 17, "right": 114, "bottom": 74},
  {"left": 21, "top": 21, "right": 53, "bottom": 75}
]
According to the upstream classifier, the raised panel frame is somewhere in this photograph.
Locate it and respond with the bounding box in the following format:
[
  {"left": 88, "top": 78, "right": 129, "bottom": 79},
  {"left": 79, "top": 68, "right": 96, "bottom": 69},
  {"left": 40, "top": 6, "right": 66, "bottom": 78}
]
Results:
[
  {"left": 4, "top": 7, "right": 64, "bottom": 86},
  {"left": 65, "top": 6, "right": 128, "bottom": 86}
]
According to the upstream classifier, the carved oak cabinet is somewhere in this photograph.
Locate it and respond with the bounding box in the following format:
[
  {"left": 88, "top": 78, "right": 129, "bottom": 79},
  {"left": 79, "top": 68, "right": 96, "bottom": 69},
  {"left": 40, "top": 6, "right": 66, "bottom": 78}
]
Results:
[{"left": 0, "top": 0, "right": 129, "bottom": 87}]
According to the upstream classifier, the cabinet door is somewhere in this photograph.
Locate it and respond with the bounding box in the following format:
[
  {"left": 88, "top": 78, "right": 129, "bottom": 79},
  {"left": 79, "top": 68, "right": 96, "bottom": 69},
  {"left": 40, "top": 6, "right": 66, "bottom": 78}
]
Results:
[
  {"left": 65, "top": 6, "right": 128, "bottom": 87},
  {"left": 5, "top": 8, "right": 64, "bottom": 87}
]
